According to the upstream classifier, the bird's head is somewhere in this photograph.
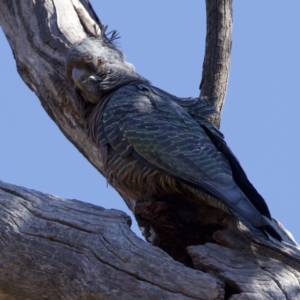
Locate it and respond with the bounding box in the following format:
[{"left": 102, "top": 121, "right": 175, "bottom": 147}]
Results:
[{"left": 66, "top": 32, "right": 148, "bottom": 104}]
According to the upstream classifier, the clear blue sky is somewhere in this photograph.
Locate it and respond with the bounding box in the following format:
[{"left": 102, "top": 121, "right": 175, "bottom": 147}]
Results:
[{"left": 0, "top": 2, "right": 299, "bottom": 241}]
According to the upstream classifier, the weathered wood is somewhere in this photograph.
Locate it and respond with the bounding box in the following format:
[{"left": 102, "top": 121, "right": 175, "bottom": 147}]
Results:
[
  {"left": 1, "top": 181, "right": 300, "bottom": 299},
  {"left": 188, "top": 227, "right": 300, "bottom": 299},
  {"left": 200, "top": 0, "right": 233, "bottom": 128},
  {"left": 1, "top": 1, "right": 300, "bottom": 299},
  {"left": 0, "top": 0, "right": 103, "bottom": 175},
  {"left": 0, "top": 181, "right": 224, "bottom": 300}
]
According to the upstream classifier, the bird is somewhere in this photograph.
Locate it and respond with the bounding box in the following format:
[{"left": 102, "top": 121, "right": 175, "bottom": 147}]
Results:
[{"left": 65, "top": 28, "right": 284, "bottom": 243}]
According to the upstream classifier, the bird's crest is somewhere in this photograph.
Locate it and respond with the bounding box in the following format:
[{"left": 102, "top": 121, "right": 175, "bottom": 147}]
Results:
[{"left": 97, "top": 24, "right": 121, "bottom": 44}]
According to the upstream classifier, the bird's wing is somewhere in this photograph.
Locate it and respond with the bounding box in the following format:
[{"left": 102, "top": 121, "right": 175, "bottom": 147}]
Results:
[
  {"left": 148, "top": 86, "right": 221, "bottom": 128},
  {"left": 145, "top": 87, "right": 271, "bottom": 219},
  {"left": 101, "top": 84, "right": 268, "bottom": 228},
  {"left": 201, "top": 123, "right": 271, "bottom": 218}
]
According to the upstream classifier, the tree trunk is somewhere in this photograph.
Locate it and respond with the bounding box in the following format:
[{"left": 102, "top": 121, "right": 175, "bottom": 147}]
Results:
[{"left": 0, "top": 1, "right": 299, "bottom": 299}]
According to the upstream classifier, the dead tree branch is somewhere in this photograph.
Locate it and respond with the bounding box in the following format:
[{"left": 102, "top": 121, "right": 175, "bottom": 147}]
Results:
[
  {"left": 0, "top": 181, "right": 223, "bottom": 299},
  {"left": 200, "top": 0, "right": 232, "bottom": 128}
]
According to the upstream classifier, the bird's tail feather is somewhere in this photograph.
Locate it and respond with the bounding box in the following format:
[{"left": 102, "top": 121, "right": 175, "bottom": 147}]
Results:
[{"left": 261, "top": 225, "right": 282, "bottom": 242}]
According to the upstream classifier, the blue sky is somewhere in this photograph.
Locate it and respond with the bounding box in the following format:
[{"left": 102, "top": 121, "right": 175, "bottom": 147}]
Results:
[{"left": 0, "top": 2, "right": 299, "bottom": 241}]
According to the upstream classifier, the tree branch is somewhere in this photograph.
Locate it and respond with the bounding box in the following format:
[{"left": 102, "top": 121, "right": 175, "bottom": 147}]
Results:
[
  {"left": 0, "top": 181, "right": 223, "bottom": 300},
  {"left": 1, "top": 181, "right": 300, "bottom": 299},
  {"left": 0, "top": 0, "right": 103, "bottom": 174},
  {"left": 200, "top": 0, "right": 232, "bottom": 128}
]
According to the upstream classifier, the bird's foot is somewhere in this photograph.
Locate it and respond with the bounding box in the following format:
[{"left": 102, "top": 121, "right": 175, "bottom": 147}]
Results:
[{"left": 134, "top": 194, "right": 157, "bottom": 243}]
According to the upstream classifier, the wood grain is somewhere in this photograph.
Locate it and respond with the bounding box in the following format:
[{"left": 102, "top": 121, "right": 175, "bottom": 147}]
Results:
[{"left": 0, "top": 181, "right": 223, "bottom": 300}]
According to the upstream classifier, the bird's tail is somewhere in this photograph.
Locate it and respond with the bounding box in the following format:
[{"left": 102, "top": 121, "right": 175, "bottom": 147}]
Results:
[{"left": 261, "top": 224, "right": 282, "bottom": 242}]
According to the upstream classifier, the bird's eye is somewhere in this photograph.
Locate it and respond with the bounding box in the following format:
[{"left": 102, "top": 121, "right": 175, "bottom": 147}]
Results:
[{"left": 97, "top": 59, "right": 105, "bottom": 66}]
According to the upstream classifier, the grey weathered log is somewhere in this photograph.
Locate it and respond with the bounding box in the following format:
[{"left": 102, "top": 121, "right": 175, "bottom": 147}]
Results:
[
  {"left": 0, "top": 180, "right": 224, "bottom": 300},
  {"left": 1, "top": 183, "right": 300, "bottom": 300},
  {"left": 1, "top": 0, "right": 300, "bottom": 299},
  {"left": 188, "top": 227, "right": 300, "bottom": 300}
]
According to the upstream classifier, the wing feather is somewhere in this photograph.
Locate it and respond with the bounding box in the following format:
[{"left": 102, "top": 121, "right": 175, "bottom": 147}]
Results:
[{"left": 102, "top": 84, "right": 272, "bottom": 229}]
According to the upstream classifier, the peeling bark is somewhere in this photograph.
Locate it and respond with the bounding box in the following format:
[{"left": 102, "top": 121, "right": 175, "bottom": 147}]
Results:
[{"left": 0, "top": 1, "right": 300, "bottom": 299}]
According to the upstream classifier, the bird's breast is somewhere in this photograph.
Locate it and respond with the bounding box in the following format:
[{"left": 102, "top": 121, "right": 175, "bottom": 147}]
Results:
[{"left": 102, "top": 144, "right": 230, "bottom": 215}]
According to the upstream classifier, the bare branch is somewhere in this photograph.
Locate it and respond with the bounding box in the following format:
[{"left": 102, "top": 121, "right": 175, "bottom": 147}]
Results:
[
  {"left": 200, "top": 0, "right": 233, "bottom": 128},
  {"left": 0, "top": 181, "right": 223, "bottom": 300},
  {"left": 1, "top": 180, "right": 300, "bottom": 299},
  {"left": 0, "top": 0, "right": 102, "bottom": 174}
]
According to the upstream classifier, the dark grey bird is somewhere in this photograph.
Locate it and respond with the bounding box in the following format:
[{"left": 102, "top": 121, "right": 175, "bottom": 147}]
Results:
[{"left": 65, "top": 30, "right": 284, "bottom": 243}]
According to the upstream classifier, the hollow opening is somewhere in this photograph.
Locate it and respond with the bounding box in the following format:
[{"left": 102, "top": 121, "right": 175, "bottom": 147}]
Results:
[{"left": 224, "top": 280, "right": 241, "bottom": 300}]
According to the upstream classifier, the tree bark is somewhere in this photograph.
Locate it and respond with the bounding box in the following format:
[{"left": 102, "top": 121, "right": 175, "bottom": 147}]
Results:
[
  {"left": 0, "top": 1, "right": 300, "bottom": 299},
  {"left": 0, "top": 181, "right": 224, "bottom": 300},
  {"left": 200, "top": 0, "right": 232, "bottom": 128},
  {"left": 1, "top": 181, "right": 300, "bottom": 300}
]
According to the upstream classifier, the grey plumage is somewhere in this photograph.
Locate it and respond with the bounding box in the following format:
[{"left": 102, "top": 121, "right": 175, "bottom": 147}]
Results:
[{"left": 66, "top": 34, "right": 283, "bottom": 242}]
